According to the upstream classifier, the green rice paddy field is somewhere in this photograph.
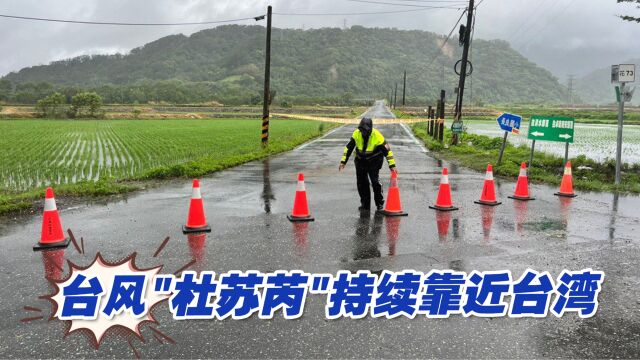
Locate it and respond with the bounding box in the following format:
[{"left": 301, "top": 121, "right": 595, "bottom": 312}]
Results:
[{"left": 0, "top": 118, "right": 330, "bottom": 193}]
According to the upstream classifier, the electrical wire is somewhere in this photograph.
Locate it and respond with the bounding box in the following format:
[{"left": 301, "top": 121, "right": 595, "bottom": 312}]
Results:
[
  {"left": 345, "top": 0, "right": 464, "bottom": 9},
  {"left": 373, "top": 0, "right": 469, "bottom": 2},
  {"left": 517, "top": 0, "right": 578, "bottom": 49},
  {"left": 507, "top": 0, "right": 554, "bottom": 43},
  {"left": 0, "top": 13, "right": 263, "bottom": 26},
  {"left": 274, "top": 7, "right": 460, "bottom": 16},
  {"left": 426, "top": 9, "right": 467, "bottom": 67}
]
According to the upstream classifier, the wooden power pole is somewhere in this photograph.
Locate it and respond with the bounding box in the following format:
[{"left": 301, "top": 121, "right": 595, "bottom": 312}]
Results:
[
  {"left": 393, "top": 83, "right": 398, "bottom": 109},
  {"left": 261, "top": 6, "right": 272, "bottom": 147},
  {"left": 452, "top": 0, "right": 475, "bottom": 145},
  {"left": 402, "top": 70, "right": 407, "bottom": 106}
]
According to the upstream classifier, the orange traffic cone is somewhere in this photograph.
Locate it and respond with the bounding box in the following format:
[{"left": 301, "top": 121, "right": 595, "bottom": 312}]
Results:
[
  {"left": 288, "top": 173, "right": 314, "bottom": 222},
  {"left": 474, "top": 164, "right": 501, "bottom": 206},
  {"left": 429, "top": 168, "right": 459, "bottom": 211},
  {"left": 554, "top": 161, "right": 577, "bottom": 198},
  {"left": 183, "top": 179, "right": 211, "bottom": 234},
  {"left": 33, "top": 187, "right": 70, "bottom": 251},
  {"left": 508, "top": 162, "right": 535, "bottom": 201},
  {"left": 379, "top": 171, "right": 408, "bottom": 217}
]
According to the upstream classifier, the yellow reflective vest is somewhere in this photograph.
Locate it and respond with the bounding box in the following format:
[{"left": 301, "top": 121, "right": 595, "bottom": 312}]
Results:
[{"left": 341, "top": 128, "right": 395, "bottom": 168}]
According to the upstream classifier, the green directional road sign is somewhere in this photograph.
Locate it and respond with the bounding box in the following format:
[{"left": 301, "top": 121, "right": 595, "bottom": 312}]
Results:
[
  {"left": 451, "top": 121, "right": 464, "bottom": 134},
  {"left": 527, "top": 116, "right": 575, "bottom": 143}
]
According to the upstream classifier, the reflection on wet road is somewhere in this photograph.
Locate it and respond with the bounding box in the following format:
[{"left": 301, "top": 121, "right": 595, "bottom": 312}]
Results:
[{"left": 1, "top": 106, "right": 639, "bottom": 358}]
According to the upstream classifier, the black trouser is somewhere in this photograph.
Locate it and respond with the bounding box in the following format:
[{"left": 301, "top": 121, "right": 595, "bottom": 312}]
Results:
[{"left": 355, "top": 156, "right": 384, "bottom": 208}]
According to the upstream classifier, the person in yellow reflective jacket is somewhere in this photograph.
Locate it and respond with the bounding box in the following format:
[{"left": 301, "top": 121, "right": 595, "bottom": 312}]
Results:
[{"left": 339, "top": 117, "right": 397, "bottom": 211}]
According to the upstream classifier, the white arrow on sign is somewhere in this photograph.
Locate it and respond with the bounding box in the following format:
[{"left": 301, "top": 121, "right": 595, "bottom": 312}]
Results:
[
  {"left": 531, "top": 131, "right": 544, "bottom": 137},
  {"left": 559, "top": 134, "right": 572, "bottom": 140}
]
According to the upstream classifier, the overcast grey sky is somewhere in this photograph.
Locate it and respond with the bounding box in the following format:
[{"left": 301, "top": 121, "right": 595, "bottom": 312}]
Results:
[{"left": 0, "top": 0, "right": 639, "bottom": 79}]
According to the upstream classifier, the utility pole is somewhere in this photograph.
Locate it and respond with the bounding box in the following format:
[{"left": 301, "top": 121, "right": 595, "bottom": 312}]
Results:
[
  {"left": 441, "top": 61, "right": 445, "bottom": 91},
  {"left": 393, "top": 83, "right": 398, "bottom": 109},
  {"left": 615, "top": 82, "right": 625, "bottom": 185},
  {"left": 567, "top": 74, "right": 574, "bottom": 107},
  {"left": 452, "top": 0, "right": 475, "bottom": 145},
  {"left": 402, "top": 70, "right": 407, "bottom": 107},
  {"left": 261, "top": 6, "right": 272, "bottom": 147}
]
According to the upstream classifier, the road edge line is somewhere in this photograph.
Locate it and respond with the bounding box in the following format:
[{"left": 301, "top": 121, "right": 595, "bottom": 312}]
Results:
[{"left": 399, "top": 123, "right": 427, "bottom": 153}]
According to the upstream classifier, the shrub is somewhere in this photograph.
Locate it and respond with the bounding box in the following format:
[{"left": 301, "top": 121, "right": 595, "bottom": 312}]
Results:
[
  {"left": 69, "top": 92, "right": 103, "bottom": 118},
  {"left": 35, "top": 92, "right": 67, "bottom": 118}
]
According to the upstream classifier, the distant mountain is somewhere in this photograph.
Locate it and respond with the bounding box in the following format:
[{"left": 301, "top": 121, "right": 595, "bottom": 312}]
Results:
[
  {"left": 1, "top": 25, "right": 568, "bottom": 105},
  {"left": 575, "top": 59, "right": 640, "bottom": 105}
]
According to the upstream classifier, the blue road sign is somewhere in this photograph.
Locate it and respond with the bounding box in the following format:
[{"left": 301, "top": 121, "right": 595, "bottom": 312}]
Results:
[{"left": 497, "top": 113, "right": 522, "bottom": 134}]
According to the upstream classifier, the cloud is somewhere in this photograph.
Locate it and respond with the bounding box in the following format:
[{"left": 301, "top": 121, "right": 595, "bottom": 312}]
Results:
[{"left": 0, "top": 0, "right": 638, "bottom": 76}]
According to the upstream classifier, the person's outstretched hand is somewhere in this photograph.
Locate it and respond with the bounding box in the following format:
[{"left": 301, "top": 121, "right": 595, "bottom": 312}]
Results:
[
  {"left": 339, "top": 163, "right": 346, "bottom": 171},
  {"left": 391, "top": 167, "right": 398, "bottom": 175}
]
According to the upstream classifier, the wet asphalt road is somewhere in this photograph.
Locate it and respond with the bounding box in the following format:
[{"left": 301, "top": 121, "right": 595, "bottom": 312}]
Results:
[
  {"left": 361, "top": 100, "right": 396, "bottom": 119},
  {"left": 1, "top": 104, "right": 640, "bottom": 358}
]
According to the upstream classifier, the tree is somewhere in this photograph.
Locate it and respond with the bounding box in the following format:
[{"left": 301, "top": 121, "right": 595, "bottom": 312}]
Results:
[
  {"left": 268, "top": 89, "right": 276, "bottom": 105},
  {"left": 0, "top": 79, "right": 11, "bottom": 101},
  {"left": 618, "top": 0, "right": 640, "bottom": 22},
  {"left": 69, "top": 92, "right": 103, "bottom": 118},
  {"left": 36, "top": 92, "right": 67, "bottom": 118}
]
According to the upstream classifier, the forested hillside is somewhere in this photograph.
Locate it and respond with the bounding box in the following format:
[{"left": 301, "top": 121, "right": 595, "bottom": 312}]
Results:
[{"left": 1, "top": 25, "right": 567, "bottom": 105}]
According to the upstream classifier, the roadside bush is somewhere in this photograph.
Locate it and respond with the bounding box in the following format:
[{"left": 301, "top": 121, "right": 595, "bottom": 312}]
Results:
[
  {"left": 35, "top": 92, "right": 67, "bottom": 118},
  {"left": 132, "top": 108, "right": 142, "bottom": 119},
  {"left": 411, "top": 122, "right": 640, "bottom": 192},
  {"left": 69, "top": 92, "right": 103, "bottom": 118},
  {"left": 280, "top": 100, "right": 292, "bottom": 108}
]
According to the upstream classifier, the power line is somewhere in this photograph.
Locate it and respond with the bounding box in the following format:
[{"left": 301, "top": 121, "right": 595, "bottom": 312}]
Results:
[
  {"left": 372, "top": 0, "right": 468, "bottom": 2},
  {"left": 426, "top": 9, "right": 467, "bottom": 67},
  {"left": 274, "top": 7, "right": 460, "bottom": 16},
  {"left": 0, "top": 13, "right": 263, "bottom": 26},
  {"left": 346, "top": 0, "right": 464, "bottom": 9},
  {"left": 506, "top": 0, "right": 552, "bottom": 42},
  {"left": 517, "top": 0, "right": 578, "bottom": 49}
]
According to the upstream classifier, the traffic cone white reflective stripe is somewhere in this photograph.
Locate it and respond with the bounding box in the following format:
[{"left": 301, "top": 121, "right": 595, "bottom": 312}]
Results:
[
  {"left": 485, "top": 170, "right": 494, "bottom": 181},
  {"left": 390, "top": 175, "right": 398, "bottom": 188},
  {"left": 191, "top": 185, "right": 202, "bottom": 199},
  {"left": 564, "top": 166, "right": 572, "bottom": 176},
  {"left": 441, "top": 172, "right": 449, "bottom": 184},
  {"left": 296, "top": 179, "right": 306, "bottom": 192},
  {"left": 519, "top": 167, "right": 527, "bottom": 177},
  {"left": 44, "top": 196, "right": 57, "bottom": 211}
]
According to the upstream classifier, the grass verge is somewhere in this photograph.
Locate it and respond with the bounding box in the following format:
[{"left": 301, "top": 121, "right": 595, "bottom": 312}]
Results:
[{"left": 411, "top": 123, "right": 640, "bottom": 193}]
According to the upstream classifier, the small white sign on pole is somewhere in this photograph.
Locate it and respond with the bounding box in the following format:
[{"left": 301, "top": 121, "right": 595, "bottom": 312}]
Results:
[{"left": 618, "top": 64, "right": 636, "bottom": 83}]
